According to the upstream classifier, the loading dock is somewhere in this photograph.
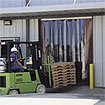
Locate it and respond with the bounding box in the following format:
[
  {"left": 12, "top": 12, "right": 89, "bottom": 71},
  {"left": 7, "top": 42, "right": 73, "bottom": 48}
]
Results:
[{"left": 0, "top": 1, "right": 105, "bottom": 88}]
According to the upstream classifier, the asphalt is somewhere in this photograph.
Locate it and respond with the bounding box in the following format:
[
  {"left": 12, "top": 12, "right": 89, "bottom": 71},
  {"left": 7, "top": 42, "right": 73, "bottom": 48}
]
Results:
[{"left": 0, "top": 85, "right": 105, "bottom": 105}]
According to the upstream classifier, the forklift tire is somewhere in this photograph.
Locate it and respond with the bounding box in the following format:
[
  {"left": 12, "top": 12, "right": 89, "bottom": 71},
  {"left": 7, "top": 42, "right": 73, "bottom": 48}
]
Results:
[
  {"left": 36, "top": 84, "right": 46, "bottom": 93},
  {"left": 8, "top": 90, "right": 19, "bottom": 95}
]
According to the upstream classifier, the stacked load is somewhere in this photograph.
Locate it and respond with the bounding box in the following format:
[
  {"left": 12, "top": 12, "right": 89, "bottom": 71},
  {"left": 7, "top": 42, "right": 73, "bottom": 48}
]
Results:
[{"left": 51, "top": 62, "right": 76, "bottom": 88}]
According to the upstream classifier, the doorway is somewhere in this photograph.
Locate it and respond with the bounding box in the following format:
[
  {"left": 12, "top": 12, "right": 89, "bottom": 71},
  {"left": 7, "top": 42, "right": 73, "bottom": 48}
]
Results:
[{"left": 40, "top": 18, "right": 93, "bottom": 85}]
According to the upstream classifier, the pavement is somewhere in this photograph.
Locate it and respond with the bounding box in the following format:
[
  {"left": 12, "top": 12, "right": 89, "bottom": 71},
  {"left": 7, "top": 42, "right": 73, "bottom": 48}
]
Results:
[{"left": 0, "top": 85, "right": 105, "bottom": 105}]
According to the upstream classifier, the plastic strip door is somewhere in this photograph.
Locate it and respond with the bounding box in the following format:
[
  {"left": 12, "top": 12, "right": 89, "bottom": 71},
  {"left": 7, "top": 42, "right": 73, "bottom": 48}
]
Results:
[
  {"left": 81, "top": 19, "right": 86, "bottom": 79},
  {"left": 72, "top": 20, "right": 76, "bottom": 62}
]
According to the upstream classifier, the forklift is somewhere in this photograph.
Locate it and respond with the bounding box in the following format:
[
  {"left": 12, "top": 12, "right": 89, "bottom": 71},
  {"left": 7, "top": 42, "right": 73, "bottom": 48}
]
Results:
[{"left": 0, "top": 41, "right": 46, "bottom": 95}]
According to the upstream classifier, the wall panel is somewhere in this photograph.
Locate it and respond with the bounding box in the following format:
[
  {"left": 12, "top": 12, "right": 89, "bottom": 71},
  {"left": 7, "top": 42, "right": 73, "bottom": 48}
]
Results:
[
  {"left": 30, "top": 19, "right": 39, "bottom": 41},
  {"left": 0, "top": 0, "right": 104, "bottom": 8},
  {"left": 30, "top": 0, "right": 104, "bottom": 6},
  {"left": 102, "top": 16, "right": 105, "bottom": 87},
  {"left": 0, "top": 19, "right": 26, "bottom": 40},
  {"left": 93, "top": 16, "right": 105, "bottom": 87},
  {"left": 0, "top": 0, "right": 25, "bottom": 8}
]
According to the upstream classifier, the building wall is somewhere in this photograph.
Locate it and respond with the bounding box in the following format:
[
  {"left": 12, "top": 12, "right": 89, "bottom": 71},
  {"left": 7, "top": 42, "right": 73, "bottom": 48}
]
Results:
[
  {"left": 0, "top": 19, "right": 26, "bottom": 41},
  {"left": 0, "top": 0, "right": 104, "bottom": 8},
  {"left": 30, "top": 19, "right": 39, "bottom": 41},
  {"left": 93, "top": 16, "right": 105, "bottom": 87},
  {"left": 30, "top": 0, "right": 104, "bottom": 6},
  {"left": 76, "top": 0, "right": 103, "bottom": 3},
  {"left": 0, "top": 19, "right": 39, "bottom": 41}
]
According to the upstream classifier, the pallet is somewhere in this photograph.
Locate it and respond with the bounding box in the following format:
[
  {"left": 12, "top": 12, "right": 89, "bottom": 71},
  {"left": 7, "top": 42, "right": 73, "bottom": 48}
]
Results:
[
  {"left": 51, "top": 62, "right": 76, "bottom": 88},
  {"left": 53, "top": 80, "right": 76, "bottom": 88}
]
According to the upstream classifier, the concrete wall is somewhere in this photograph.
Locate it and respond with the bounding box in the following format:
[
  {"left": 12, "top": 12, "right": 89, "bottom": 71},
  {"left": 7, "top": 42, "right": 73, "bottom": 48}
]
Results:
[
  {"left": 93, "top": 16, "right": 105, "bottom": 87},
  {"left": 0, "top": 0, "right": 104, "bottom": 8}
]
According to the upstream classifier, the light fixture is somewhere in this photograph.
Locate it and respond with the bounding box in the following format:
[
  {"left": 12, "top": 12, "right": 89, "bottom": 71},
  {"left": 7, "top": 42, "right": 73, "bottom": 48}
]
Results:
[{"left": 4, "top": 20, "right": 12, "bottom": 25}]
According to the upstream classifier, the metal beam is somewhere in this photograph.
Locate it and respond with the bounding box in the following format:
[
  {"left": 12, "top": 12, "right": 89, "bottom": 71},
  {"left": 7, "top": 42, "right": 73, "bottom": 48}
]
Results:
[
  {"left": 1, "top": 12, "right": 105, "bottom": 20},
  {"left": 26, "top": 19, "right": 30, "bottom": 42}
]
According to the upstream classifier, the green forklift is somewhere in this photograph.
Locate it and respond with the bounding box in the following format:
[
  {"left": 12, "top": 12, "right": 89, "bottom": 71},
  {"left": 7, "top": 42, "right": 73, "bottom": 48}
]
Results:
[{"left": 0, "top": 41, "right": 46, "bottom": 95}]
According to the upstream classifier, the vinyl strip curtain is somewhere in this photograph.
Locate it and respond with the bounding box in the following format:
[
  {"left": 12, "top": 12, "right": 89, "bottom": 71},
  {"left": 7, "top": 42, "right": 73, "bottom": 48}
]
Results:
[{"left": 41, "top": 19, "right": 92, "bottom": 79}]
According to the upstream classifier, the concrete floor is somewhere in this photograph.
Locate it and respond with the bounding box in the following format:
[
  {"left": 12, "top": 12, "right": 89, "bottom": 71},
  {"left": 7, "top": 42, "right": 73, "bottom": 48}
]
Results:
[{"left": 0, "top": 85, "right": 105, "bottom": 105}]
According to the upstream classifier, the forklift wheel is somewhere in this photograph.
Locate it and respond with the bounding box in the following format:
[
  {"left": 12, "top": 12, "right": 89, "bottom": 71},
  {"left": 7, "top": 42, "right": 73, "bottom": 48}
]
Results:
[
  {"left": 36, "top": 84, "right": 46, "bottom": 93},
  {"left": 8, "top": 90, "right": 19, "bottom": 95}
]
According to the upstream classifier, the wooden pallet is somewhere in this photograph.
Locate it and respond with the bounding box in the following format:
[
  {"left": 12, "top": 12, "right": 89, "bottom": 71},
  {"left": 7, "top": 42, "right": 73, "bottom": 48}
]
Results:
[
  {"left": 51, "top": 62, "right": 76, "bottom": 88},
  {"left": 53, "top": 80, "right": 76, "bottom": 88}
]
